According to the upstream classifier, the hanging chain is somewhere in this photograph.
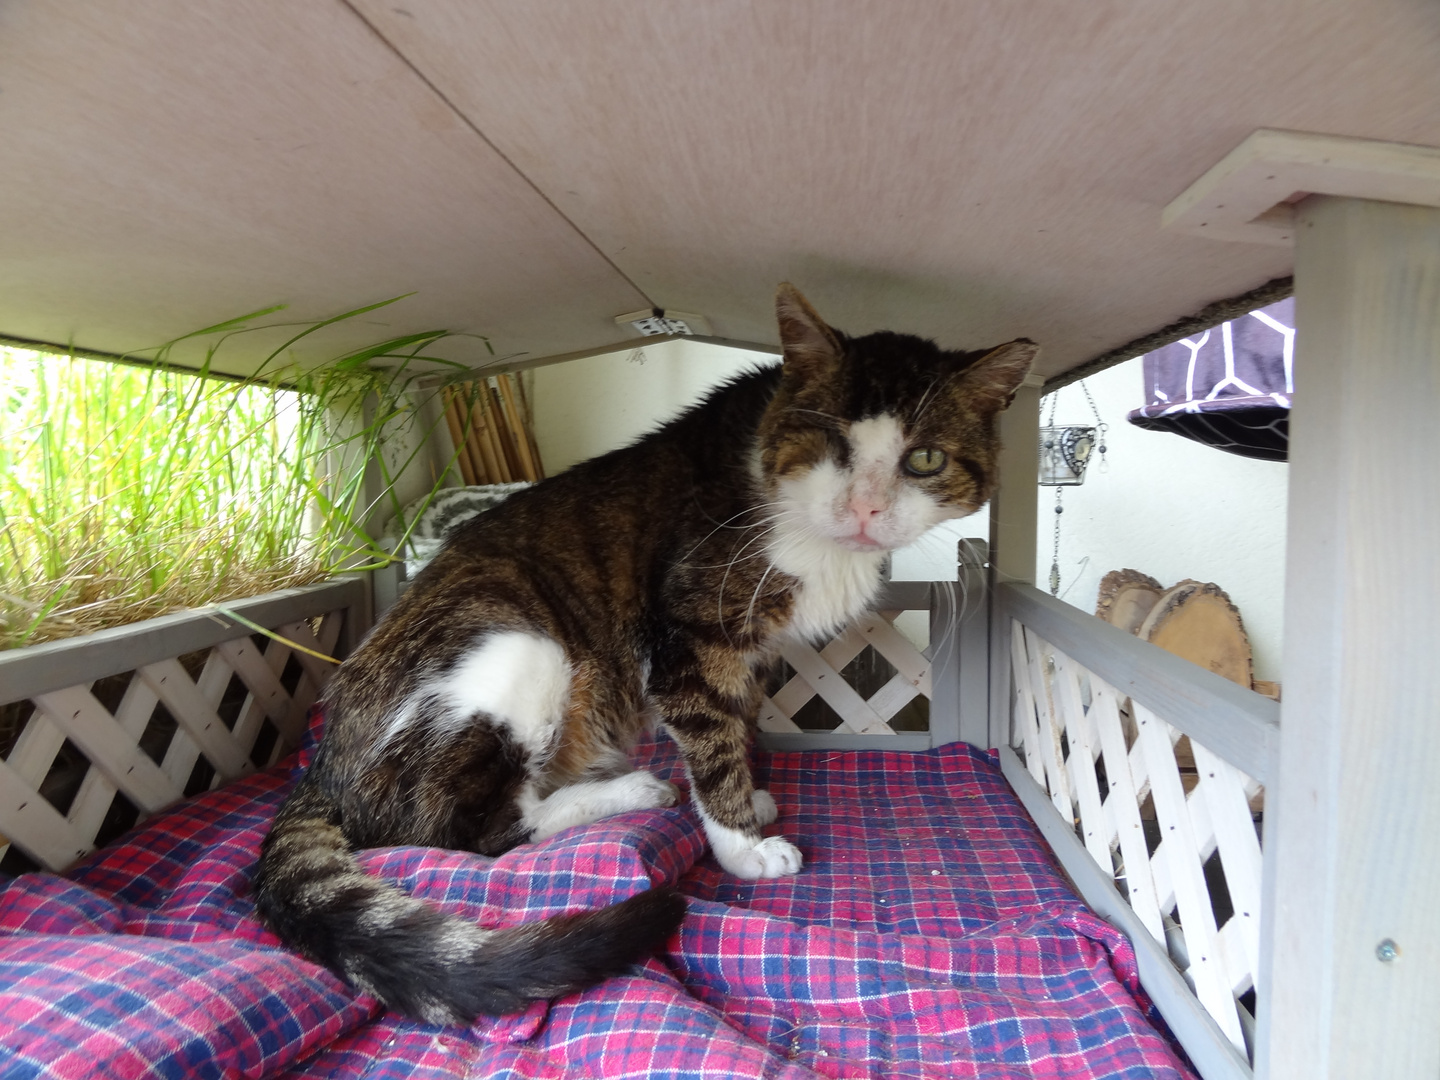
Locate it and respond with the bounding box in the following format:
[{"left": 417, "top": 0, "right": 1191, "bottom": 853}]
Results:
[
  {"left": 1049, "top": 488, "right": 1063, "bottom": 596},
  {"left": 1079, "top": 379, "right": 1109, "bottom": 470},
  {"left": 1045, "top": 380, "right": 1106, "bottom": 595},
  {"left": 1045, "top": 386, "right": 1064, "bottom": 595}
]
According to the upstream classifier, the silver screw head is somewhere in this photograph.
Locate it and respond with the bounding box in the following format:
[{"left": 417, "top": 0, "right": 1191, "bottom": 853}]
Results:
[{"left": 1376, "top": 939, "right": 1399, "bottom": 962}]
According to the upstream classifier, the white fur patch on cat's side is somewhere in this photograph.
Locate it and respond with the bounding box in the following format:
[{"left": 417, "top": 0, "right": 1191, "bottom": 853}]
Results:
[
  {"left": 520, "top": 772, "right": 681, "bottom": 841},
  {"left": 382, "top": 631, "right": 572, "bottom": 754},
  {"left": 695, "top": 799, "right": 803, "bottom": 879},
  {"left": 439, "top": 632, "right": 571, "bottom": 754}
]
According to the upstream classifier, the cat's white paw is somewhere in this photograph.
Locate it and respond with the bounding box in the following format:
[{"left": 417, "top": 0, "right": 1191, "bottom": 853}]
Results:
[
  {"left": 695, "top": 797, "right": 802, "bottom": 878},
  {"left": 719, "top": 835, "right": 804, "bottom": 880},
  {"left": 620, "top": 770, "right": 682, "bottom": 810},
  {"left": 523, "top": 771, "right": 681, "bottom": 840},
  {"left": 751, "top": 788, "right": 779, "bottom": 827}
]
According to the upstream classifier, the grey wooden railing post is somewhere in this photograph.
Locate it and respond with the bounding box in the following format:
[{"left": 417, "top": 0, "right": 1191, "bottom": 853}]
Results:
[
  {"left": 1255, "top": 193, "right": 1440, "bottom": 1079},
  {"left": 987, "top": 375, "right": 1043, "bottom": 752}
]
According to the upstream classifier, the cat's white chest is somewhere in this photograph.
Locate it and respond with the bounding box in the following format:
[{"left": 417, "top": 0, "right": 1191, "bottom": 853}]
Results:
[{"left": 772, "top": 535, "right": 887, "bottom": 642}]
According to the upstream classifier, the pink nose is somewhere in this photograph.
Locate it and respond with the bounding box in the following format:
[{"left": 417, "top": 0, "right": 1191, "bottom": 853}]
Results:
[{"left": 849, "top": 496, "right": 887, "bottom": 530}]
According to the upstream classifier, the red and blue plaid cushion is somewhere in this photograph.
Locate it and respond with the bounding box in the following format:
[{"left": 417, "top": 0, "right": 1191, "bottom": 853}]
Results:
[{"left": 0, "top": 712, "right": 1194, "bottom": 1078}]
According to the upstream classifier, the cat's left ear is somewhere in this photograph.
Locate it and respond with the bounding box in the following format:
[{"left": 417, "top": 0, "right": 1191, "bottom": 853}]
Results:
[
  {"left": 957, "top": 339, "right": 1039, "bottom": 412},
  {"left": 776, "top": 283, "right": 843, "bottom": 380}
]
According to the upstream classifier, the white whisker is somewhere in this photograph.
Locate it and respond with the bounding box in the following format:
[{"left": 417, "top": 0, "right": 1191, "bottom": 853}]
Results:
[
  {"left": 715, "top": 519, "right": 789, "bottom": 643},
  {"left": 910, "top": 366, "right": 970, "bottom": 429},
  {"left": 784, "top": 407, "right": 847, "bottom": 430},
  {"left": 742, "top": 563, "right": 779, "bottom": 631},
  {"left": 680, "top": 502, "right": 773, "bottom": 564}
]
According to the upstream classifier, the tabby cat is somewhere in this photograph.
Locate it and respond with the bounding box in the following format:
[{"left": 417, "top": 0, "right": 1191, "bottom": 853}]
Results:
[{"left": 253, "top": 284, "right": 1036, "bottom": 1024}]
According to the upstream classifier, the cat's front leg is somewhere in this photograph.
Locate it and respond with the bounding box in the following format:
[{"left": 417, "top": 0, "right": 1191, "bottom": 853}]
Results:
[{"left": 658, "top": 701, "right": 802, "bottom": 880}]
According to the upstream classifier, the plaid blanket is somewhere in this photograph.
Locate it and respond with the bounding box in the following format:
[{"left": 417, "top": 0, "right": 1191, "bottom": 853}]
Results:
[{"left": 0, "top": 714, "right": 1194, "bottom": 1079}]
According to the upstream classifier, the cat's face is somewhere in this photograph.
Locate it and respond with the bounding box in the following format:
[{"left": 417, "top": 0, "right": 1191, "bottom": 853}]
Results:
[{"left": 758, "top": 284, "right": 1037, "bottom": 554}]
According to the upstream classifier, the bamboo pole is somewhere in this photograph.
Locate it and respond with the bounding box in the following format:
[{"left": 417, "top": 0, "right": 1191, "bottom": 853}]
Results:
[
  {"left": 514, "top": 374, "right": 546, "bottom": 479},
  {"left": 496, "top": 375, "right": 540, "bottom": 482},
  {"left": 453, "top": 388, "right": 486, "bottom": 486},
  {"left": 487, "top": 380, "right": 524, "bottom": 481},
  {"left": 466, "top": 385, "right": 506, "bottom": 483},
  {"left": 481, "top": 385, "right": 512, "bottom": 484},
  {"left": 440, "top": 388, "right": 478, "bottom": 486}
]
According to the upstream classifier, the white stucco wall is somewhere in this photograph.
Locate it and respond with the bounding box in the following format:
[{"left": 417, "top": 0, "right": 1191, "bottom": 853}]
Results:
[
  {"left": 1036, "top": 357, "right": 1288, "bottom": 681},
  {"left": 532, "top": 338, "right": 773, "bottom": 474}
]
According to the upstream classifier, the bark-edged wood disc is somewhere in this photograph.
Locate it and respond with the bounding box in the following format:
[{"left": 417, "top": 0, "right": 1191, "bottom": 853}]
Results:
[
  {"left": 1137, "top": 579, "right": 1254, "bottom": 688},
  {"left": 1252, "top": 680, "right": 1281, "bottom": 701},
  {"left": 1094, "top": 569, "right": 1165, "bottom": 635}
]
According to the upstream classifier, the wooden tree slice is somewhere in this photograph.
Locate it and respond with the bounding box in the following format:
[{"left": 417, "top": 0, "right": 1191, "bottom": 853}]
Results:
[
  {"left": 1253, "top": 679, "right": 1282, "bottom": 701},
  {"left": 1094, "top": 569, "right": 1165, "bottom": 635},
  {"left": 1137, "top": 579, "right": 1254, "bottom": 688}
]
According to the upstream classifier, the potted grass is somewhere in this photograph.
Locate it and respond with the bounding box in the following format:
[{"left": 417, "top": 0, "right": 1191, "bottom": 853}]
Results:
[{"left": 0, "top": 300, "right": 482, "bottom": 873}]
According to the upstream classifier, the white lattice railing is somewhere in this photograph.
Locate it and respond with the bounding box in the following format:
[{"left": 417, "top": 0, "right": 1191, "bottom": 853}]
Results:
[
  {"left": 994, "top": 582, "right": 1279, "bottom": 1080},
  {"left": 756, "top": 567, "right": 990, "bottom": 751},
  {"left": 760, "top": 604, "right": 931, "bottom": 737},
  {"left": 0, "top": 577, "right": 366, "bottom": 872}
]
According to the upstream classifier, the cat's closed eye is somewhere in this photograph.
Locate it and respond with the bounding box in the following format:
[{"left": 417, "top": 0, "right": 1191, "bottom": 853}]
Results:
[{"left": 903, "top": 447, "right": 947, "bottom": 476}]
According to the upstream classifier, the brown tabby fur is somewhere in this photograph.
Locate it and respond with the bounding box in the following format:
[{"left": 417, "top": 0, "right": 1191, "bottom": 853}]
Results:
[{"left": 253, "top": 284, "right": 1036, "bottom": 1024}]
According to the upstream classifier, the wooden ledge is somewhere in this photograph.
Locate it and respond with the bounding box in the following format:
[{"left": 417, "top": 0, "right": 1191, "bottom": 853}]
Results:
[{"left": 1163, "top": 129, "right": 1440, "bottom": 245}]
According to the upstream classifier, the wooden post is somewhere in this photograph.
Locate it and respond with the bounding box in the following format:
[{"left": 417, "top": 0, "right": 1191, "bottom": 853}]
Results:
[
  {"left": 927, "top": 574, "right": 961, "bottom": 748},
  {"left": 1256, "top": 195, "right": 1440, "bottom": 1077},
  {"left": 955, "top": 538, "right": 992, "bottom": 748},
  {"left": 987, "top": 375, "right": 1043, "bottom": 749}
]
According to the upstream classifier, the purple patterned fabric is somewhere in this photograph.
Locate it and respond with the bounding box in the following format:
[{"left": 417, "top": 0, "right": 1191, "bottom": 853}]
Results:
[
  {"left": 0, "top": 712, "right": 1194, "bottom": 1079},
  {"left": 1128, "top": 298, "right": 1293, "bottom": 460}
]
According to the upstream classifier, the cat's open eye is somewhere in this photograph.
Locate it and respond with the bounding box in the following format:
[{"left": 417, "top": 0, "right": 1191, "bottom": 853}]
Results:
[{"left": 903, "top": 447, "right": 947, "bottom": 476}]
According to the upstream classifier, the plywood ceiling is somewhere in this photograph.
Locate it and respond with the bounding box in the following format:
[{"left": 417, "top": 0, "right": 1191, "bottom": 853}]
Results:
[{"left": 2, "top": 1, "right": 1438, "bottom": 378}]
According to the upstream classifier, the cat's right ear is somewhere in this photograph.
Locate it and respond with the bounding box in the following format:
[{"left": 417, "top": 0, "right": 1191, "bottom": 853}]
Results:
[
  {"left": 776, "top": 283, "right": 842, "bottom": 380},
  {"left": 958, "top": 339, "right": 1040, "bottom": 413}
]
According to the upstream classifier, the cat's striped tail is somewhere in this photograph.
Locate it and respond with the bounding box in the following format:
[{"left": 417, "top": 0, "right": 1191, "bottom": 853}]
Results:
[{"left": 252, "top": 773, "right": 686, "bottom": 1025}]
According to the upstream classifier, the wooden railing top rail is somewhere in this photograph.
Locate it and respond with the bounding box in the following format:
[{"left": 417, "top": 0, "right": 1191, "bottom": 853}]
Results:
[
  {"left": 0, "top": 576, "right": 366, "bottom": 705},
  {"left": 996, "top": 581, "right": 1279, "bottom": 785}
]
